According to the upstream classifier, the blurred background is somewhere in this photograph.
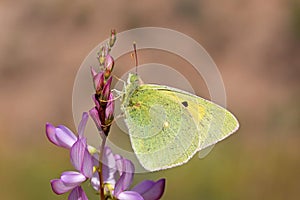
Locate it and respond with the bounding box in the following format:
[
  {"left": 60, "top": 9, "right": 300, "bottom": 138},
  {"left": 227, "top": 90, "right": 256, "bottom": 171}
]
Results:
[{"left": 0, "top": 0, "right": 299, "bottom": 199}]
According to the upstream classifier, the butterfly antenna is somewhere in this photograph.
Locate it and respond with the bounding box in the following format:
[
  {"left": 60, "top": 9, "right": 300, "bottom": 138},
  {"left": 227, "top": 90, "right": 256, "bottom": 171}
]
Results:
[
  {"left": 113, "top": 74, "right": 125, "bottom": 85},
  {"left": 132, "top": 42, "right": 138, "bottom": 74},
  {"left": 99, "top": 94, "right": 122, "bottom": 103}
]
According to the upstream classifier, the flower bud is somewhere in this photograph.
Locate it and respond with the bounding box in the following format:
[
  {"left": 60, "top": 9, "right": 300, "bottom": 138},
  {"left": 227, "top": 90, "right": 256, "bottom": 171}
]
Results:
[
  {"left": 92, "top": 94, "right": 100, "bottom": 109},
  {"left": 101, "top": 76, "right": 112, "bottom": 102},
  {"left": 91, "top": 68, "right": 105, "bottom": 93},
  {"left": 98, "top": 46, "right": 108, "bottom": 66},
  {"left": 104, "top": 55, "right": 114, "bottom": 79},
  {"left": 105, "top": 93, "right": 114, "bottom": 123},
  {"left": 109, "top": 29, "right": 116, "bottom": 48},
  {"left": 96, "top": 73, "right": 105, "bottom": 94}
]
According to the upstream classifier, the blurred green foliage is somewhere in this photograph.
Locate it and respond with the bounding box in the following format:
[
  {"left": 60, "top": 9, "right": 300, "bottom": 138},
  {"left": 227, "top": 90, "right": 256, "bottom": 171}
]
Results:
[{"left": 290, "top": 0, "right": 300, "bottom": 39}]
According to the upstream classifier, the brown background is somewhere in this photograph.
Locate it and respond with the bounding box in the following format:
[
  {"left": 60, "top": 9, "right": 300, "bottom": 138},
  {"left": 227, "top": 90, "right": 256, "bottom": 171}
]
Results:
[{"left": 0, "top": 0, "right": 299, "bottom": 199}]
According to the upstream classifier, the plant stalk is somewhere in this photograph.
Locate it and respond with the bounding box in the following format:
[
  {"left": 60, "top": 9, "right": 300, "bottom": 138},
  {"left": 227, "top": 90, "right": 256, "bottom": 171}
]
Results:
[{"left": 99, "top": 137, "right": 106, "bottom": 200}]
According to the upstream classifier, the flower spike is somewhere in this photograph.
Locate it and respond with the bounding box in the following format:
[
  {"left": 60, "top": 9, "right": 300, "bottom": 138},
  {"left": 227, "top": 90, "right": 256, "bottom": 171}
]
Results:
[{"left": 46, "top": 30, "right": 166, "bottom": 200}]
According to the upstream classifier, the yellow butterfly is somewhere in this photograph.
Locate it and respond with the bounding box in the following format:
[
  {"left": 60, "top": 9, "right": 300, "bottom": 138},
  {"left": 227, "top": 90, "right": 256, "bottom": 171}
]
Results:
[{"left": 121, "top": 73, "right": 239, "bottom": 171}]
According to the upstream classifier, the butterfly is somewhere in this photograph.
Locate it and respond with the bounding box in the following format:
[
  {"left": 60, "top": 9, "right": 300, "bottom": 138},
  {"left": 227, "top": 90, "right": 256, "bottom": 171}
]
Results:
[{"left": 121, "top": 73, "right": 239, "bottom": 171}]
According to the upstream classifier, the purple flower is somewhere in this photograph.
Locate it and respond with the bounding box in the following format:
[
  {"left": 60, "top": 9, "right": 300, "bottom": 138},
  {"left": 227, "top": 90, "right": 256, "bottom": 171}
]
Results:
[
  {"left": 113, "top": 158, "right": 143, "bottom": 200},
  {"left": 95, "top": 147, "right": 166, "bottom": 200},
  {"left": 90, "top": 146, "right": 116, "bottom": 191},
  {"left": 69, "top": 186, "right": 88, "bottom": 200},
  {"left": 45, "top": 112, "right": 89, "bottom": 149},
  {"left": 46, "top": 115, "right": 165, "bottom": 200},
  {"left": 132, "top": 179, "right": 166, "bottom": 200},
  {"left": 47, "top": 113, "right": 93, "bottom": 199},
  {"left": 114, "top": 159, "right": 165, "bottom": 200},
  {"left": 50, "top": 131, "right": 93, "bottom": 199},
  {"left": 45, "top": 123, "right": 77, "bottom": 149}
]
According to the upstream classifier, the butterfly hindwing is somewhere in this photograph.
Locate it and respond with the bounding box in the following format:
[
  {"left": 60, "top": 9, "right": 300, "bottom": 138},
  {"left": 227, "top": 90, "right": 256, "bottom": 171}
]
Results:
[{"left": 123, "top": 84, "right": 200, "bottom": 171}]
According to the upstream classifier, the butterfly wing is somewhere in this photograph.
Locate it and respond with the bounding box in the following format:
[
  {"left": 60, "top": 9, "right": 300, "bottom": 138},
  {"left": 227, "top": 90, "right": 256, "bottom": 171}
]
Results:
[
  {"left": 122, "top": 84, "right": 239, "bottom": 171},
  {"left": 144, "top": 84, "right": 239, "bottom": 150},
  {"left": 122, "top": 84, "right": 200, "bottom": 171}
]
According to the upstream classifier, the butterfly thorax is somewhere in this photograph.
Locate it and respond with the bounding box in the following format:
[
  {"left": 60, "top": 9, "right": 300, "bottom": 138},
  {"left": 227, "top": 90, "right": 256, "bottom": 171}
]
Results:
[{"left": 122, "top": 73, "right": 141, "bottom": 107}]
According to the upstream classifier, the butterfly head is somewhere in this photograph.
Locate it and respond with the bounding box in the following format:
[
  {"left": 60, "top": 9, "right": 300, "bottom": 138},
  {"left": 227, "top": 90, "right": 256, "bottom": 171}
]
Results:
[
  {"left": 127, "top": 73, "right": 144, "bottom": 86},
  {"left": 127, "top": 73, "right": 139, "bottom": 84}
]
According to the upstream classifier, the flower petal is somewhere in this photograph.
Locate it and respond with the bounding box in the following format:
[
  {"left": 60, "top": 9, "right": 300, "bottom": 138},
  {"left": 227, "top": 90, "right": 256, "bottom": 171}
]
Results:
[
  {"left": 117, "top": 191, "right": 144, "bottom": 200},
  {"left": 104, "top": 54, "right": 114, "bottom": 72},
  {"left": 78, "top": 112, "right": 88, "bottom": 138},
  {"left": 51, "top": 179, "right": 76, "bottom": 195},
  {"left": 102, "top": 76, "right": 112, "bottom": 101},
  {"left": 102, "top": 146, "right": 116, "bottom": 185},
  {"left": 61, "top": 171, "right": 86, "bottom": 186},
  {"left": 92, "top": 69, "right": 104, "bottom": 92},
  {"left": 114, "top": 154, "right": 124, "bottom": 175},
  {"left": 122, "top": 159, "right": 134, "bottom": 187},
  {"left": 81, "top": 149, "right": 93, "bottom": 178},
  {"left": 115, "top": 155, "right": 135, "bottom": 175},
  {"left": 114, "top": 173, "right": 126, "bottom": 196},
  {"left": 114, "top": 159, "right": 134, "bottom": 196},
  {"left": 68, "top": 186, "right": 88, "bottom": 200},
  {"left": 56, "top": 125, "right": 77, "bottom": 140},
  {"left": 55, "top": 125, "right": 77, "bottom": 149},
  {"left": 70, "top": 138, "right": 86, "bottom": 171},
  {"left": 91, "top": 153, "right": 99, "bottom": 166},
  {"left": 89, "top": 107, "right": 102, "bottom": 131},
  {"left": 96, "top": 72, "right": 105, "bottom": 92},
  {"left": 92, "top": 94, "right": 100, "bottom": 109},
  {"left": 91, "top": 172, "right": 100, "bottom": 191},
  {"left": 132, "top": 180, "right": 155, "bottom": 194},
  {"left": 136, "top": 179, "right": 166, "bottom": 200},
  {"left": 46, "top": 123, "right": 59, "bottom": 145}
]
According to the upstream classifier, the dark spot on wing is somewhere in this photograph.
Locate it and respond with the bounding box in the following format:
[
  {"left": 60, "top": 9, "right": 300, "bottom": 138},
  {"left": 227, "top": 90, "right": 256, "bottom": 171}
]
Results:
[{"left": 182, "top": 101, "right": 188, "bottom": 107}]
